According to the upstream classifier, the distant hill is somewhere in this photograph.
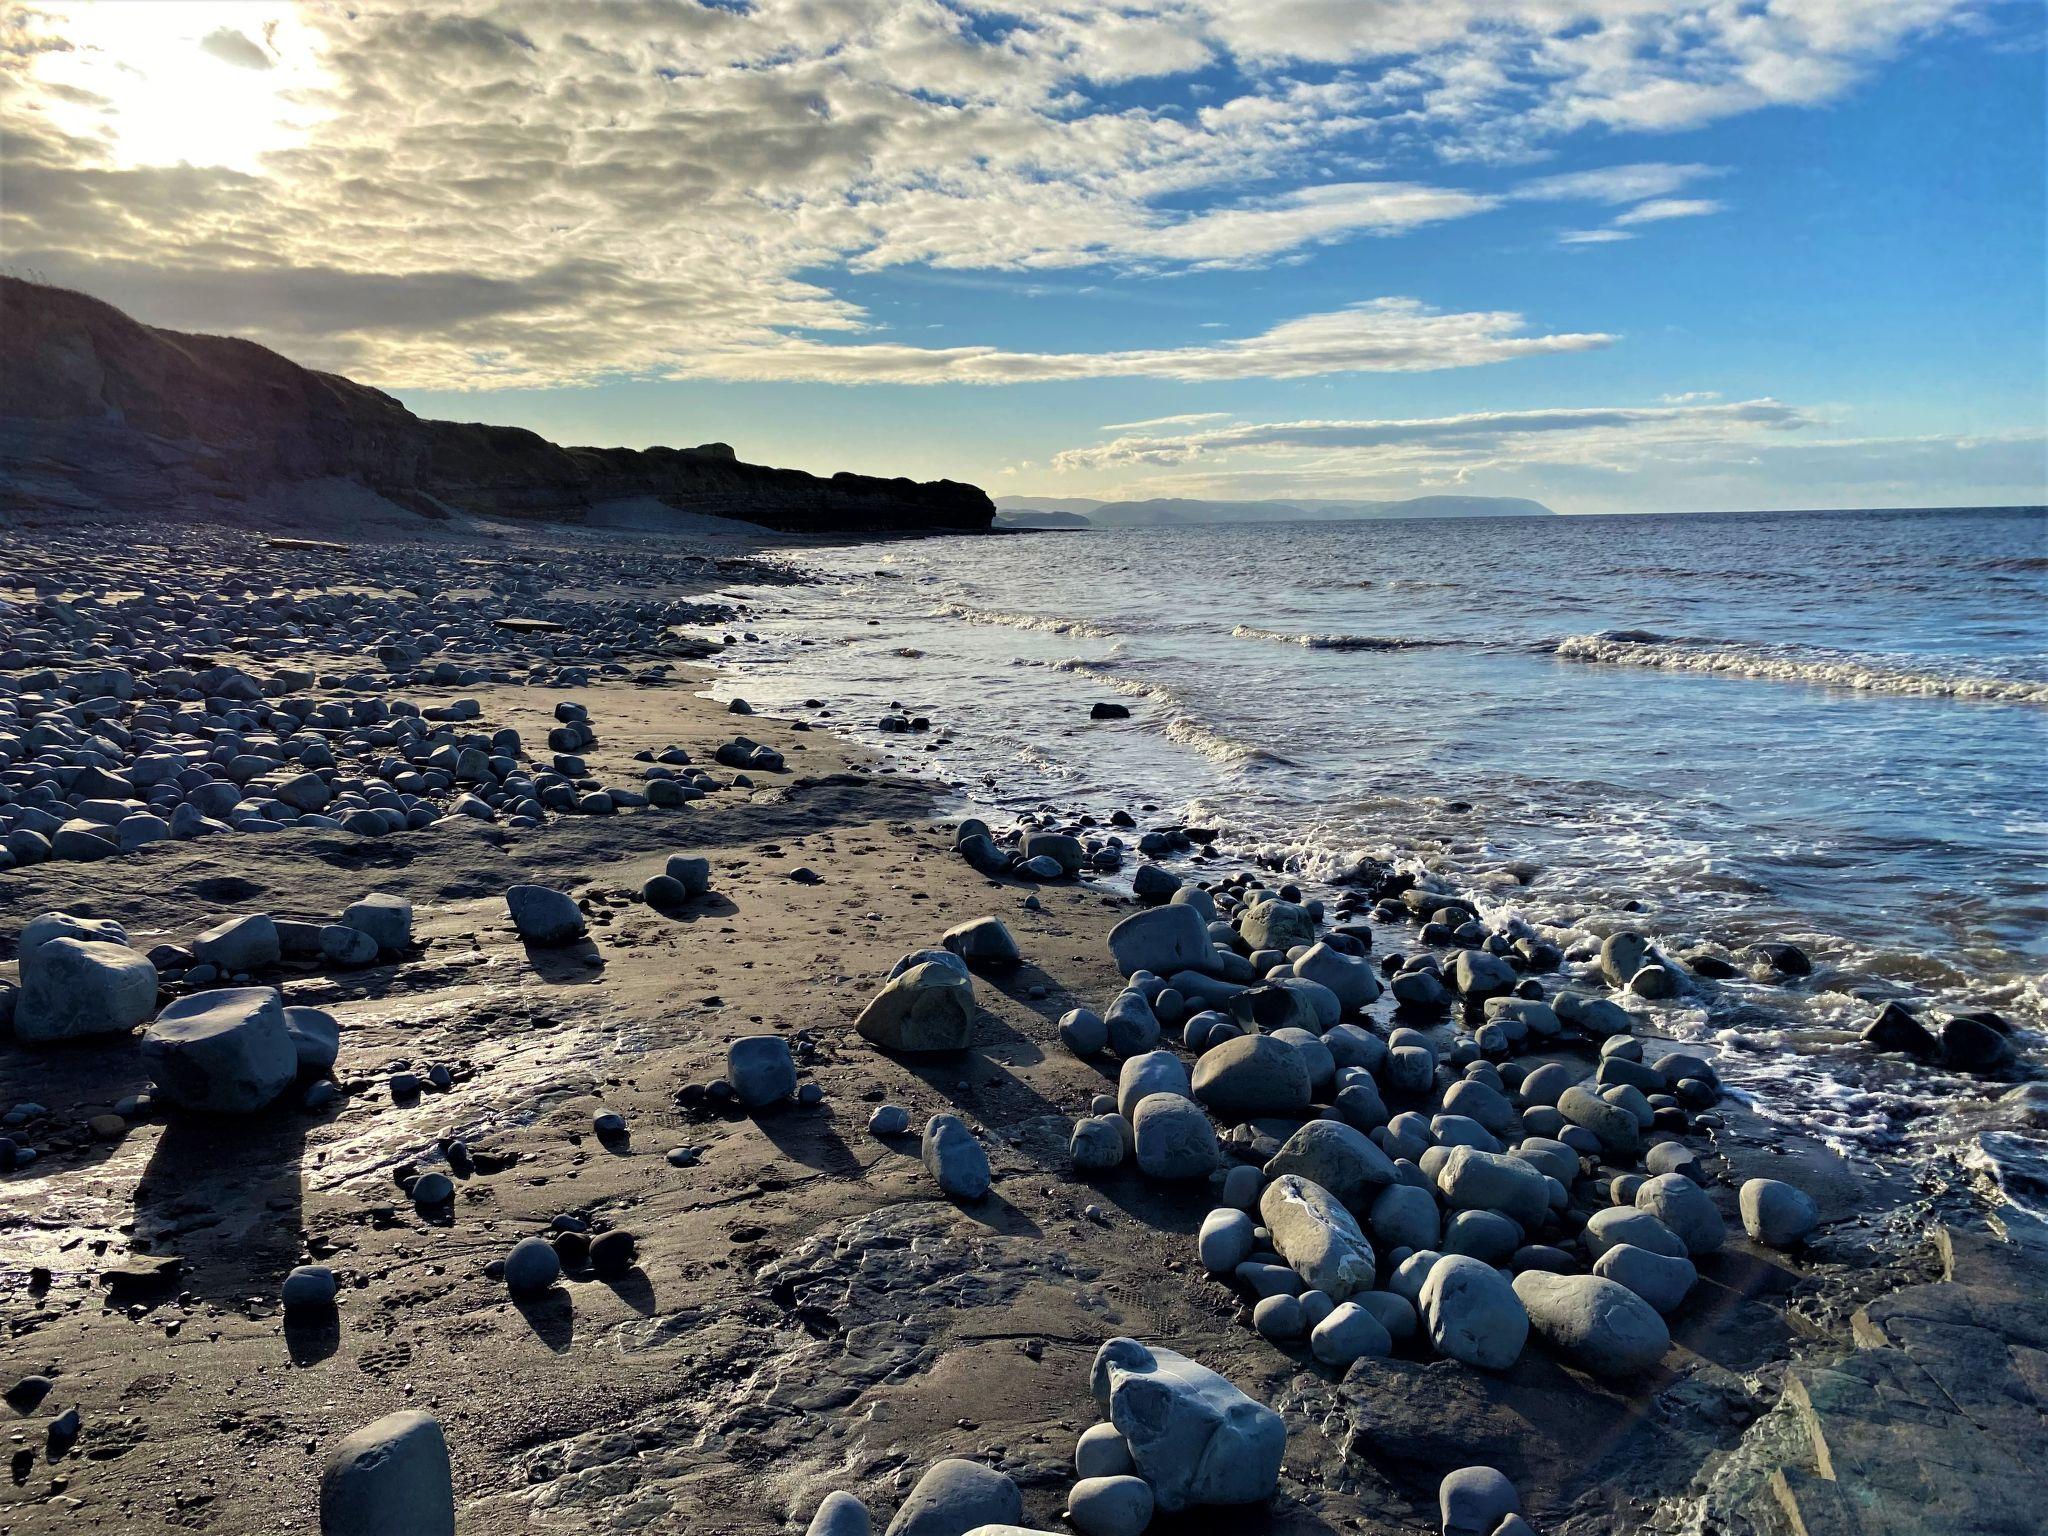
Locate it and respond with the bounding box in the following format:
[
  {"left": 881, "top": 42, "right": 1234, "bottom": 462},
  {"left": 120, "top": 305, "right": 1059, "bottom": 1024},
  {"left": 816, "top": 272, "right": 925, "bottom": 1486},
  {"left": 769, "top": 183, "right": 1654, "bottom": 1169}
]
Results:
[
  {"left": 0, "top": 277, "right": 993, "bottom": 535},
  {"left": 993, "top": 493, "right": 1553, "bottom": 527},
  {"left": 994, "top": 508, "right": 1093, "bottom": 528}
]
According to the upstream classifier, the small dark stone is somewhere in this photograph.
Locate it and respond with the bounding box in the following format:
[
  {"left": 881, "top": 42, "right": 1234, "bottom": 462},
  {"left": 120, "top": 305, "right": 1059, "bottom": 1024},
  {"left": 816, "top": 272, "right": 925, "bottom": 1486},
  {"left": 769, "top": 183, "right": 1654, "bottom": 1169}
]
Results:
[
  {"left": 590, "top": 1230, "right": 636, "bottom": 1278},
  {"left": 1861, "top": 1002, "right": 1939, "bottom": 1059}
]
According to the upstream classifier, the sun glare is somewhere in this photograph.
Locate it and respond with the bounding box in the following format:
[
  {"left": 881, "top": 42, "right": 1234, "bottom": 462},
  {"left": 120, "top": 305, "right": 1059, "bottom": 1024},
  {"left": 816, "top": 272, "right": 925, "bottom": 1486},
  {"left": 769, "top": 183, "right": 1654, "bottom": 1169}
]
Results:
[{"left": 29, "top": 0, "right": 328, "bottom": 173}]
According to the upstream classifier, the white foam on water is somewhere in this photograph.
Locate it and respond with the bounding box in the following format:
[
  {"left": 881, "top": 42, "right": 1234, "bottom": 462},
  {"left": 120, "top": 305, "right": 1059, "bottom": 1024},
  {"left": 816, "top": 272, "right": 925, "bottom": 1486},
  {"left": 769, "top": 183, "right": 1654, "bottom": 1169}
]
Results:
[
  {"left": 929, "top": 600, "right": 1123, "bottom": 640},
  {"left": 1555, "top": 632, "right": 2048, "bottom": 704}
]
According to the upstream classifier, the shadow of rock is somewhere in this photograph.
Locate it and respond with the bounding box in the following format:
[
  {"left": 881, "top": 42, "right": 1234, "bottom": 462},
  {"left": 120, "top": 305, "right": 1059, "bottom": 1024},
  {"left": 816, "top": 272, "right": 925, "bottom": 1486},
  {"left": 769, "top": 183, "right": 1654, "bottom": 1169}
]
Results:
[
  {"left": 523, "top": 937, "right": 606, "bottom": 984},
  {"left": 751, "top": 1104, "right": 864, "bottom": 1176},
  {"left": 646, "top": 892, "right": 740, "bottom": 925},
  {"left": 132, "top": 1103, "right": 307, "bottom": 1309},
  {"left": 957, "top": 1187, "right": 1043, "bottom": 1240},
  {"left": 284, "top": 1310, "right": 341, "bottom": 1367},
  {"left": 515, "top": 1288, "right": 575, "bottom": 1353},
  {"left": 597, "top": 1267, "right": 657, "bottom": 1317}
]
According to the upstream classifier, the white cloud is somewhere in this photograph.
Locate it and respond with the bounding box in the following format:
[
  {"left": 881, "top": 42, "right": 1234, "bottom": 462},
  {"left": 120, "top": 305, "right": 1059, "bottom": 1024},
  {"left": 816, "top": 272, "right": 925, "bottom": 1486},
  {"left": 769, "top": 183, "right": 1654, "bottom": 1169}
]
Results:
[
  {"left": 667, "top": 300, "right": 1613, "bottom": 385},
  {"left": 0, "top": 0, "right": 1990, "bottom": 390},
  {"left": 1053, "top": 399, "right": 1814, "bottom": 469},
  {"left": 1035, "top": 398, "right": 2046, "bottom": 509},
  {"left": 1613, "top": 197, "right": 1726, "bottom": 225},
  {"left": 1513, "top": 162, "right": 1721, "bottom": 204},
  {"left": 1559, "top": 229, "right": 1635, "bottom": 245}
]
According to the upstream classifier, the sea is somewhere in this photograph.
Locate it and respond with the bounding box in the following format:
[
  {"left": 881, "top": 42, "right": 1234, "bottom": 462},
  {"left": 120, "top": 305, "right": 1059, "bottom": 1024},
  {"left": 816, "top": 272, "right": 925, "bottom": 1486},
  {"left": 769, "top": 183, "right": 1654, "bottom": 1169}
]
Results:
[{"left": 697, "top": 505, "right": 2048, "bottom": 1219}]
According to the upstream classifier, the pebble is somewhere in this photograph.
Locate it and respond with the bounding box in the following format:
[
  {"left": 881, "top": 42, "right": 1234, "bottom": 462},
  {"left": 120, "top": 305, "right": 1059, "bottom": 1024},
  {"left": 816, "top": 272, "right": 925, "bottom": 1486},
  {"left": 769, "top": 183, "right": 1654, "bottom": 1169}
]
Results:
[
  {"left": 504, "top": 1236, "right": 561, "bottom": 1295},
  {"left": 868, "top": 1104, "right": 910, "bottom": 1136},
  {"left": 282, "top": 1264, "right": 338, "bottom": 1311},
  {"left": 1740, "top": 1177, "right": 1819, "bottom": 1247}
]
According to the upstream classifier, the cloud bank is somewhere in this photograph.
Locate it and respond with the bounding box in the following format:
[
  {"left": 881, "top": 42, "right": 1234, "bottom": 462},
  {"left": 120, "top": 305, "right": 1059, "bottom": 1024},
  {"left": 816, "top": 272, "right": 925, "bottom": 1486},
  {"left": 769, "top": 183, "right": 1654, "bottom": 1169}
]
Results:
[{"left": 0, "top": 0, "right": 1984, "bottom": 390}]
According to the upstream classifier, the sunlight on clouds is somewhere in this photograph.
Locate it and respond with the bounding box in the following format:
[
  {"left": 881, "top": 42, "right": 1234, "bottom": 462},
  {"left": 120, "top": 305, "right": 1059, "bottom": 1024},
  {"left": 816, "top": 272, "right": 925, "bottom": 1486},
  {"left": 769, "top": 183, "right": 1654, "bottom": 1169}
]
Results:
[
  {"left": 25, "top": 1, "right": 329, "bottom": 173},
  {"left": 0, "top": 0, "right": 1994, "bottom": 391}
]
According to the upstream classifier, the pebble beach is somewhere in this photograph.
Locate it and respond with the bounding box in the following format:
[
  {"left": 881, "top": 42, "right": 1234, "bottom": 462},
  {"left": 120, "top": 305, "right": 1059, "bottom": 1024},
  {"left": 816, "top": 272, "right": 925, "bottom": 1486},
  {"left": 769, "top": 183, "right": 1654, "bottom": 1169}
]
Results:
[{"left": 2, "top": 512, "right": 2042, "bottom": 1536}]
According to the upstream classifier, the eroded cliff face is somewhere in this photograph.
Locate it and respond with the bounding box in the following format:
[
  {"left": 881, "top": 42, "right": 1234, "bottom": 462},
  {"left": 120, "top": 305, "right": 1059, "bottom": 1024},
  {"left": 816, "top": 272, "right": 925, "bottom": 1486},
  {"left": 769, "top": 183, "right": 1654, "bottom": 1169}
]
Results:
[{"left": 0, "top": 277, "right": 994, "bottom": 533}]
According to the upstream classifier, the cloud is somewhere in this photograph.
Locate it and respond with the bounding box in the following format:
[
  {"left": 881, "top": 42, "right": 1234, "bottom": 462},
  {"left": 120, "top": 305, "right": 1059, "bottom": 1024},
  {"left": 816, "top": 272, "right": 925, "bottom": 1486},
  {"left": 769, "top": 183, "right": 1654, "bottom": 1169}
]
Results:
[
  {"left": 1613, "top": 197, "right": 1725, "bottom": 225},
  {"left": 1100, "top": 411, "right": 1235, "bottom": 431},
  {"left": 198, "top": 28, "right": 272, "bottom": 71},
  {"left": 1037, "top": 399, "right": 2046, "bottom": 509},
  {"left": 668, "top": 300, "right": 1613, "bottom": 385},
  {"left": 1513, "top": 162, "right": 1721, "bottom": 204},
  {"left": 1559, "top": 229, "right": 1635, "bottom": 245},
  {"left": 0, "top": 0, "right": 1991, "bottom": 390},
  {"left": 1052, "top": 398, "right": 1816, "bottom": 469}
]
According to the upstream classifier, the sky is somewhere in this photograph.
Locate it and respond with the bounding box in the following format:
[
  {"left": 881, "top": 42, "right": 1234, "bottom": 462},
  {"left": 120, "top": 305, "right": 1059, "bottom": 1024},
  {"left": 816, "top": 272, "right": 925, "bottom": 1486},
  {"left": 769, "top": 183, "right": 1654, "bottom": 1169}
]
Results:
[{"left": 2, "top": 1, "right": 2044, "bottom": 514}]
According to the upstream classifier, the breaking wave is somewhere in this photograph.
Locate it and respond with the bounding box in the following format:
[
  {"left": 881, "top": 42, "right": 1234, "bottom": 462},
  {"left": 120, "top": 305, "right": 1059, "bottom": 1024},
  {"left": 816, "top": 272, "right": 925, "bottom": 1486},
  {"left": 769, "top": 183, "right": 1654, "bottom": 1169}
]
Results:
[
  {"left": 1230, "top": 624, "right": 1456, "bottom": 652},
  {"left": 1026, "top": 655, "right": 1295, "bottom": 769},
  {"left": 1554, "top": 632, "right": 2048, "bottom": 705},
  {"left": 929, "top": 601, "right": 1121, "bottom": 640}
]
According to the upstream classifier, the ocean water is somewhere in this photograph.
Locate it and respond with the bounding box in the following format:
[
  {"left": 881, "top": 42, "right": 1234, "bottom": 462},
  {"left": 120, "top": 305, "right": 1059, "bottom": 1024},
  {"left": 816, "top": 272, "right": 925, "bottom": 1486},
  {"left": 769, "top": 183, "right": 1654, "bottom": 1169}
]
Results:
[{"left": 703, "top": 506, "right": 2048, "bottom": 1210}]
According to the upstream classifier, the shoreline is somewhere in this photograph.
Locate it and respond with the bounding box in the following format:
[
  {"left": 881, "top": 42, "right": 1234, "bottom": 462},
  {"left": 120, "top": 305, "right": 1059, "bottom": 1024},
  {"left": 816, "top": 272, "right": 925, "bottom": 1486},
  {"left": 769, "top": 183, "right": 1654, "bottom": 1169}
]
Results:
[{"left": 1, "top": 516, "right": 2042, "bottom": 1535}]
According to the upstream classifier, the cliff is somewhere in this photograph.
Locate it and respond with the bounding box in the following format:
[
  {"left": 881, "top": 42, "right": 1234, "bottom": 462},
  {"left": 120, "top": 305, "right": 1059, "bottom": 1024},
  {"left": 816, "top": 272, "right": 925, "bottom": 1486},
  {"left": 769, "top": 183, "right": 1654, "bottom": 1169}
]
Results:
[{"left": 0, "top": 277, "right": 994, "bottom": 534}]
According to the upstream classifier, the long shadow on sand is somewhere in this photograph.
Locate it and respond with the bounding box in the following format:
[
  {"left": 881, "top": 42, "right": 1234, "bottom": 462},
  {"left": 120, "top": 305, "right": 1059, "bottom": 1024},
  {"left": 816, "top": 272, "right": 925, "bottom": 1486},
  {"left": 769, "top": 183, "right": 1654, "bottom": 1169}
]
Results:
[
  {"left": 515, "top": 1287, "right": 576, "bottom": 1352},
  {"left": 522, "top": 936, "right": 608, "bottom": 984},
  {"left": 644, "top": 893, "right": 740, "bottom": 925},
  {"left": 750, "top": 1104, "right": 865, "bottom": 1176},
  {"left": 133, "top": 1105, "right": 308, "bottom": 1309}
]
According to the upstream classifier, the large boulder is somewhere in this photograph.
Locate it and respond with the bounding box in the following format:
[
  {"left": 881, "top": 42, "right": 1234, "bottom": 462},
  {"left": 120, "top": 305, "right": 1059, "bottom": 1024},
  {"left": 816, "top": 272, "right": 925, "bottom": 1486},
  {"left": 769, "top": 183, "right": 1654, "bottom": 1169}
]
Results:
[
  {"left": 883, "top": 1459, "right": 1021, "bottom": 1536},
  {"left": 1108, "top": 903, "right": 1216, "bottom": 978},
  {"left": 192, "top": 912, "right": 280, "bottom": 973},
  {"left": 1419, "top": 1255, "right": 1528, "bottom": 1370},
  {"left": 1191, "top": 1034, "right": 1312, "bottom": 1119},
  {"left": 1238, "top": 899, "right": 1314, "bottom": 952},
  {"left": 1739, "top": 1178, "right": 1818, "bottom": 1247},
  {"left": 727, "top": 1036, "right": 797, "bottom": 1107},
  {"left": 1259, "top": 1174, "right": 1376, "bottom": 1300},
  {"left": 941, "top": 916, "right": 1022, "bottom": 970},
  {"left": 1264, "top": 1120, "right": 1397, "bottom": 1209},
  {"left": 13, "top": 937, "right": 158, "bottom": 1042},
  {"left": 283, "top": 1005, "right": 341, "bottom": 1076},
  {"left": 1132, "top": 1094, "right": 1219, "bottom": 1180},
  {"left": 343, "top": 892, "right": 413, "bottom": 951},
  {"left": 856, "top": 961, "right": 977, "bottom": 1054},
  {"left": 1437, "top": 1146, "right": 1551, "bottom": 1231},
  {"left": 140, "top": 987, "right": 297, "bottom": 1113},
  {"left": 319, "top": 1410, "right": 455, "bottom": 1536},
  {"left": 1089, "top": 1337, "right": 1285, "bottom": 1512},
  {"left": 1558, "top": 1084, "right": 1642, "bottom": 1159},
  {"left": 1291, "top": 942, "right": 1382, "bottom": 1011},
  {"left": 1512, "top": 1271, "right": 1669, "bottom": 1378},
  {"left": 1592, "top": 1244, "right": 1696, "bottom": 1314},
  {"left": 1117, "top": 1050, "right": 1190, "bottom": 1121},
  {"left": 505, "top": 885, "right": 585, "bottom": 945},
  {"left": 922, "top": 1114, "right": 991, "bottom": 1201},
  {"left": 1634, "top": 1172, "right": 1725, "bottom": 1255},
  {"left": 20, "top": 911, "right": 127, "bottom": 960}
]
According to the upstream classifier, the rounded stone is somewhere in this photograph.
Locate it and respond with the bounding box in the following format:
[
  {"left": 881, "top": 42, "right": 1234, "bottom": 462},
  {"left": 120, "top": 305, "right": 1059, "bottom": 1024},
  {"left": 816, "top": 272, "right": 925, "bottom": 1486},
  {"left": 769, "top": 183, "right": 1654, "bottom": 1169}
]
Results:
[
  {"left": 1074, "top": 1422, "right": 1135, "bottom": 1479},
  {"left": 1065, "top": 1474, "right": 1155, "bottom": 1536},
  {"left": 319, "top": 1411, "right": 454, "bottom": 1536},
  {"left": 1739, "top": 1177, "right": 1819, "bottom": 1247},
  {"left": 504, "top": 1236, "right": 561, "bottom": 1295},
  {"left": 726, "top": 1036, "right": 797, "bottom": 1107},
  {"left": 282, "top": 1264, "right": 338, "bottom": 1311}
]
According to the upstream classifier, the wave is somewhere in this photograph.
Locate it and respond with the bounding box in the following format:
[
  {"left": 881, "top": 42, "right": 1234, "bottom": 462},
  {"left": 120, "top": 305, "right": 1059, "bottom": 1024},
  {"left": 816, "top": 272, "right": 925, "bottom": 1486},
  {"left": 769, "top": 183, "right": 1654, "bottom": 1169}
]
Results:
[
  {"left": 1229, "top": 624, "right": 1456, "bottom": 652},
  {"left": 1553, "top": 632, "right": 2048, "bottom": 704},
  {"left": 1026, "top": 655, "right": 1295, "bottom": 769},
  {"left": 928, "top": 601, "right": 1121, "bottom": 640}
]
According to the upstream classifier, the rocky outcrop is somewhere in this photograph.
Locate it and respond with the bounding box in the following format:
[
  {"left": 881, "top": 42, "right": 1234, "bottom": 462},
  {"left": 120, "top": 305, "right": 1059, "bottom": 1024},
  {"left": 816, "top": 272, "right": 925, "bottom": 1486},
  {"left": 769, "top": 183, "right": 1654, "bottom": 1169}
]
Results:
[{"left": 0, "top": 277, "right": 993, "bottom": 534}]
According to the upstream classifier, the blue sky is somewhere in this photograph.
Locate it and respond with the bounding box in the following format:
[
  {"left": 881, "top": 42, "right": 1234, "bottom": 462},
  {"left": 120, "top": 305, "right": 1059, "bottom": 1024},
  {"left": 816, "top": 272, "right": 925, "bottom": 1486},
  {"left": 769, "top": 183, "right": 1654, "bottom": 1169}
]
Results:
[{"left": 6, "top": 1, "right": 2045, "bottom": 512}]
